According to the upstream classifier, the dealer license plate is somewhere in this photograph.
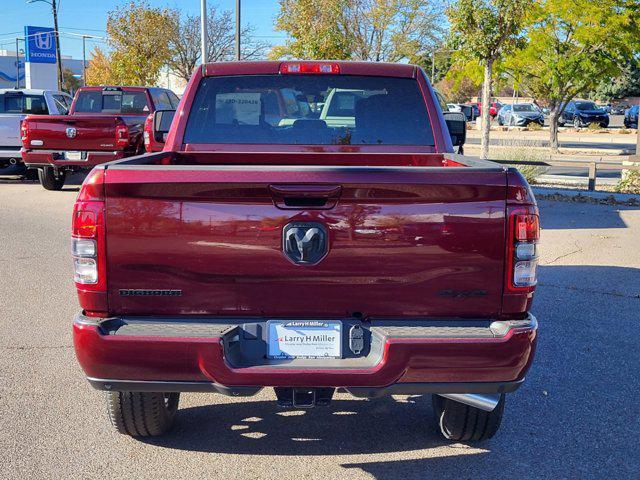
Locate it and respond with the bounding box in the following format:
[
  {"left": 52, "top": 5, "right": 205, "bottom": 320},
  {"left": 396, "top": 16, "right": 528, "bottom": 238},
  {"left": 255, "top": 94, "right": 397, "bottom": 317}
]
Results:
[
  {"left": 64, "top": 151, "right": 84, "bottom": 160},
  {"left": 267, "top": 320, "right": 342, "bottom": 359}
]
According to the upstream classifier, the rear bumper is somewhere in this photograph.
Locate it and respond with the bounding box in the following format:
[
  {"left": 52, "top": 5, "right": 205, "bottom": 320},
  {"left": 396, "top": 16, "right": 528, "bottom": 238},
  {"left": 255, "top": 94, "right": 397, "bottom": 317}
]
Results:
[
  {"left": 21, "top": 149, "right": 127, "bottom": 168},
  {"left": 73, "top": 313, "right": 537, "bottom": 396},
  {"left": 0, "top": 148, "right": 22, "bottom": 160}
]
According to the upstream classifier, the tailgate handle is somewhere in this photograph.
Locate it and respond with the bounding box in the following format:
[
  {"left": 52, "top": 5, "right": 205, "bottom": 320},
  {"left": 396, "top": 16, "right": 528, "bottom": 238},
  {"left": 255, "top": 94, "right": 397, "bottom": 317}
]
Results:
[{"left": 269, "top": 184, "right": 342, "bottom": 209}]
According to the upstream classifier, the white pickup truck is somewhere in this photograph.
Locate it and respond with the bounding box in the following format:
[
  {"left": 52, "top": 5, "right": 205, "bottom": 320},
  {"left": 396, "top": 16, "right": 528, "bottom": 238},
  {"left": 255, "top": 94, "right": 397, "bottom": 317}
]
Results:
[{"left": 0, "top": 88, "right": 72, "bottom": 172}]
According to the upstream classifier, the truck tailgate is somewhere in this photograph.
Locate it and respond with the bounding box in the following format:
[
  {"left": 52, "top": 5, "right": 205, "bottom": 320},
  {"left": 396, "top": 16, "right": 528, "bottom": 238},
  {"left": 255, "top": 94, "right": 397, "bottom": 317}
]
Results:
[
  {"left": 25, "top": 115, "right": 127, "bottom": 151},
  {"left": 103, "top": 164, "right": 507, "bottom": 318}
]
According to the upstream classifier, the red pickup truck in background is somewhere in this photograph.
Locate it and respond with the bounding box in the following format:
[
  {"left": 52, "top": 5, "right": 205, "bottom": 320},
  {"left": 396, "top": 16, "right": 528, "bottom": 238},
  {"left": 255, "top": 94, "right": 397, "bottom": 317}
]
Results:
[
  {"left": 21, "top": 86, "right": 180, "bottom": 190},
  {"left": 72, "top": 61, "right": 539, "bottom": 442}
]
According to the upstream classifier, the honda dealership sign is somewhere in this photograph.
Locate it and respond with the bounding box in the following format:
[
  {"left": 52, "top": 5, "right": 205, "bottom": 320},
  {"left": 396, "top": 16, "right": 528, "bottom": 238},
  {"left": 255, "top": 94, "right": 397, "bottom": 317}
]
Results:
[{"left": 24, "top": 26, "right": 57, "bottom": 64}]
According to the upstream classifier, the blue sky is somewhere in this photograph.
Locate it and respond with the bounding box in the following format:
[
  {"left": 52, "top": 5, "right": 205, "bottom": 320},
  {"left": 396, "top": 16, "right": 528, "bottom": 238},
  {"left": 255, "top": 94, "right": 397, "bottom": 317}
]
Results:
[{"left": 0, "top": 0, "right": 284, "bottom": 59}]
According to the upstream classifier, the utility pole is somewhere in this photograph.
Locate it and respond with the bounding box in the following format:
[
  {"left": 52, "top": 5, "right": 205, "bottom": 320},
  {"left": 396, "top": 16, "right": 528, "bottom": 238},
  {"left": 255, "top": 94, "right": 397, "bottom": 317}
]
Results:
[
  {"left": 236, "top": 0, "right": 241, "bottom": 61},
  {"left": 81, "top": 35, "right": 88, "bottom": 86},
  {"left": 200, "top": 0, "right": 208, "bottom": 65},
  {"left": 15, "top": 38, "right": 20, "bottom": 88},
  {"left": 51, "top": 0, "right": 63, "bottom": 90},
  {"left": 26, "top": 0, "right": 63, "bottom": 89}
]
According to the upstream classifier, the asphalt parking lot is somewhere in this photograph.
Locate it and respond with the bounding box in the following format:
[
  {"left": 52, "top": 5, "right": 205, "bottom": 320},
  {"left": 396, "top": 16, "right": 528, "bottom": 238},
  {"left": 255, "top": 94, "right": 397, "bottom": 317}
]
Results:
[{"left": 1, "top": 179, "right": 639, "bottom": 480}]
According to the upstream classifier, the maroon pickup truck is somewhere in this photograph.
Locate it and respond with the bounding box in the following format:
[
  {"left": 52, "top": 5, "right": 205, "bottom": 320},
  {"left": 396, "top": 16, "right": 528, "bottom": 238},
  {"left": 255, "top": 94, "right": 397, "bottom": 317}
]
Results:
[
  {"left": 72, "top": 61, "right": 539, "bottom": 442},
  {"left": 21, "top": 86, "right": 180, "bottom": 190}
]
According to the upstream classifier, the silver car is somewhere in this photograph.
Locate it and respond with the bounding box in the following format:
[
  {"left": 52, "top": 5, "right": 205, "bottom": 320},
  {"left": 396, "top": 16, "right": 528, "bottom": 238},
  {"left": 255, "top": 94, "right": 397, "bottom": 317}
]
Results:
[{"left": 497, "top": 103, "right": 544, "bottom": 127}]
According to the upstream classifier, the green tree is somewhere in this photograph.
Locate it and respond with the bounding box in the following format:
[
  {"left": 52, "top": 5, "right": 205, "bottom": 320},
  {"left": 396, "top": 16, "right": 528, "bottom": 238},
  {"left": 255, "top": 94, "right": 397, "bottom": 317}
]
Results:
[
  {"left": 61, "top": 68, "right": 81, "bottom": 94},
  {"left": 271, "top": 0, "right": 445, "bottom": 63},
  {"left": 271, "top": 0, "right": 352, "bottom": 59},
  {"left": 504, "top": 0, "right": 640, "bottom": 151},
  {"left": 593, "top": 61, "right": 640, "bottom": 102},
  {"left": 90, "top": 1, "right": 174, "bottom": 86},
  {"left": 448, "top": 0, "right": 533, "bottom": 159}
]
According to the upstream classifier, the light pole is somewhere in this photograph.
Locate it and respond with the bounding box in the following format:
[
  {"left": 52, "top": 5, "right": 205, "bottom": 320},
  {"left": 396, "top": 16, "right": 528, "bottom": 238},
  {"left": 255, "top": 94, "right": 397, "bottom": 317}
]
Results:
[
  {"left": 26, "top": 0, "right": 63, "bottom": 90},
  {"left": 15, "top": 38, "right": 21, "bottom": 88},
  {"left": 200, "top": 0, "right": 208, "bottom": 65},
  {"left": 81, "top": 34, "right": 89, "bottom": 86},
  {"left": 236, "top": 0, "right": 241, "bottom": 61}
]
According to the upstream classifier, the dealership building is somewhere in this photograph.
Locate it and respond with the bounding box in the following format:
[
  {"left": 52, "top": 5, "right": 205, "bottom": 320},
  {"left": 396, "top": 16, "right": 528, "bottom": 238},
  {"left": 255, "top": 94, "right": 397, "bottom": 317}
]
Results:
[
  {"left": 0, "top": 26, "right": 84, "bottom": 91},
  {"left": 0, "top": 49, "right": 83, "bottom": 90}
]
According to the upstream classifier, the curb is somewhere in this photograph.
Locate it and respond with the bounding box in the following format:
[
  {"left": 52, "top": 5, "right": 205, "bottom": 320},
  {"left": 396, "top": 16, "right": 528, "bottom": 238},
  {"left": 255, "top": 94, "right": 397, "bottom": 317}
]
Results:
[{"left": 532, "top": 186, "right": 639, "bottom": 206}]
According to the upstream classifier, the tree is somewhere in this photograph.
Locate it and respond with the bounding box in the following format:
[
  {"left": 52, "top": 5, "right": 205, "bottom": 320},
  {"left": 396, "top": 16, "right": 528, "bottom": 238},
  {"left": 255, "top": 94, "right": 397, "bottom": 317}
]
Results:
[
  {"left": 85, "top": 47, "right": 114, "bottom": 86},
  {"left": 593, "top": 61, "right": 640, "bottom": 101},
  {"left": 271, "top": 0, "right": 445, "bottom": 63},
  {"left": 61, "top": 68, "right": 81, "bottom": 94},
  {"left": 448, "top": 0, "right": 533, "bottom": 159},
  {"left": 504, "top": 0, "right": 640, "bottom": 151},
  {"left": 270, "top": 0, "right": 354, "bottom": 59},
  {"left": 167, "top": 6, "right": 269, "bottom": 83},
  {"left": 85, "top": 1, "right": 174, "bottom": 86}
]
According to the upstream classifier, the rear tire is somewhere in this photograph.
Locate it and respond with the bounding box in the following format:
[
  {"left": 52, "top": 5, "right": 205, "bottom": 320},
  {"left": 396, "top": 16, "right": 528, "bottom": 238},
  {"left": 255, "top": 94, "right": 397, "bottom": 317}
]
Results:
[
  {"left": 25, "top": 168, "right": 39, "bottom": 181},
  {"left": 38, "top": 167, "right": 66, "bottom": 190},
  {"left": 432, "top": 394, "right": 505, "bottom": 441},
  {"left": 106, "top": 391, "right": 180, "bottom": 436}
]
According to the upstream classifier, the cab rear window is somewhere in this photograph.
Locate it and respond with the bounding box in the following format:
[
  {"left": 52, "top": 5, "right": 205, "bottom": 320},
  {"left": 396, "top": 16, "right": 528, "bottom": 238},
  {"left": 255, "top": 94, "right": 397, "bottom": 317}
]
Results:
[
  {"left": 184, "top": 75, "right": 434, "bottom": 145},
  {"left": 0, "top": 94, "right": 48, "bottom": 114},
  {"left": 74, "top": 90, "right": 150, "bottom": 114}
]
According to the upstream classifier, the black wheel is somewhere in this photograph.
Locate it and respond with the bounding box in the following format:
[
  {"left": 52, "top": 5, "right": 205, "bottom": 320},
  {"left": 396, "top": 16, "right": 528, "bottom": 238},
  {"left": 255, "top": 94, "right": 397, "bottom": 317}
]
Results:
[
  {"left": 106, "top": 391, "right": 180, "bottom": 436},
  {"left": 37, "top": 167, "right": 66, "bottom": 190},
  {"left": 25, "top": 168, "right": 39, "bottom": 181},
  {"left": 432, "top": 394, "right": 505, "bottom": 441},
  {"left": 573, "top": 116, "right": 581, "bottom": 128}
]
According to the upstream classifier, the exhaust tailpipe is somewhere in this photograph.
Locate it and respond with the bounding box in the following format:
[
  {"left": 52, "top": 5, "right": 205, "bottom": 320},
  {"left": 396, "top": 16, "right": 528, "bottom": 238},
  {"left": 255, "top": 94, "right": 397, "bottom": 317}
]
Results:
[
  {"left": 439, "top": 393, "right": 501, "bottom": 412},
  {"left": 9, "top": 158, "right": 18, "bottom": 165}
]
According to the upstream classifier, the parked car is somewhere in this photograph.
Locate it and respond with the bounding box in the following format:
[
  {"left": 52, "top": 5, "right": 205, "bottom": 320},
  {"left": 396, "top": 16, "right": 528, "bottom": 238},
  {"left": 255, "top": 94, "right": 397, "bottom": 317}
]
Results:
[
  {"left": 558, "top": 100, "right": 609, "bottom": 128},
  {"left": 610, "top": 104, "right": 628, "bottom": 115},
  {"left": 447, "top": 103, "right": 462, "bottom": 113},
  {"left": 624, "top": 105, "right": 639, "bottom": 128},
  {"left": 71, "top": 60, "right": 539, "bottom": 442},
  {"left": 478, "top": 101, "right": 502, "bottom": 118},
  {"left": 462, "top": 103, "right": 480, "bottom": 121},
  {"left": 498, "top": 103, "right": 545, "bottom": 127},
  {"left": 0, "top": 88, "right": 72, "bottom": 174},
  {"left": 20, "top": 85, "right": 180, "bottom": 190}
]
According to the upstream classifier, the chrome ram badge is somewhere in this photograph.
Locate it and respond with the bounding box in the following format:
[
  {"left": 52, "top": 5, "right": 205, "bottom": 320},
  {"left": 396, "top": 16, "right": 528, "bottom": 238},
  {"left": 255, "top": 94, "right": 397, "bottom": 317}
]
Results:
[
  {"left": 66, "top": 127, "right": 77, "bottom": 138},
  {"left": 282, "top": 222, "right": 328, "bottom": 265}
]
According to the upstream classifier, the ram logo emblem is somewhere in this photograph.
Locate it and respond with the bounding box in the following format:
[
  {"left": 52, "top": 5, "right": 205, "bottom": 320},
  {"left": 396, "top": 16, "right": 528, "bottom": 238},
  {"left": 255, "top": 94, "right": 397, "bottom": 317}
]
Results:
[{"left": 282, "top": 222, "right": 328, "bottom": 265}]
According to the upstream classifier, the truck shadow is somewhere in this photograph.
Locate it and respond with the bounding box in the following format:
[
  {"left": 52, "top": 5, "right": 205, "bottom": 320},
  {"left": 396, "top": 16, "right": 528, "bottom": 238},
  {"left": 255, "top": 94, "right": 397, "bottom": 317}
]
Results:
[
  {"left": 138, "top": 265, "right": 640, "bottom": 479},
  {"left": 142, "top": 394, "right": 452, "bottom": 456},
  {"left": 538, "top": 197, "right": 639, "bottom": 230}
]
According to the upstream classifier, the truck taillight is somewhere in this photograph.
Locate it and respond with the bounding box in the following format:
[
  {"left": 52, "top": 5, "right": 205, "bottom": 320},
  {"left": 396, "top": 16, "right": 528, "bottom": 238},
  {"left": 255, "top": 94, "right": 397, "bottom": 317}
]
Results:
[
  {"left": 143, "top": 114, "right": 152, "bottom": 150},
  {"left": 506, "top": 210, "right": 540, "bottom": 291},
  {"left": 280, "top": 62, "right": 340, "bottom": 74},
  {"left": 115, "top": 122, "right": 129, "bottom": 148},
  {"left": 20, "top": 120, "right": 29, "bottom": 146},
  {"left": 72, "top": 168, "right": 107, "bottom": 316}
]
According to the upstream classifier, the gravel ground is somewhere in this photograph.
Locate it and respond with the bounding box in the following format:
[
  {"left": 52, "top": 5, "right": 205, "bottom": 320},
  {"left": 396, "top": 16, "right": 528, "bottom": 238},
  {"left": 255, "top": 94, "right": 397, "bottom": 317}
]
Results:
[{"left": 1, "top": 180, "right": 639, "bottom": 480}]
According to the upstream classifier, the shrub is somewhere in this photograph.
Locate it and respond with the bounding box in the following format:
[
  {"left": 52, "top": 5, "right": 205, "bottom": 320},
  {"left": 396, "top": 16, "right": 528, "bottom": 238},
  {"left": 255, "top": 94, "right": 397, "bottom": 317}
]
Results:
[
  {"left": 491, "top": 139, "right": 548, "bottom": 184},
  {"left": 615, "top": 169, "right": 640, "bottom": 194}
]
